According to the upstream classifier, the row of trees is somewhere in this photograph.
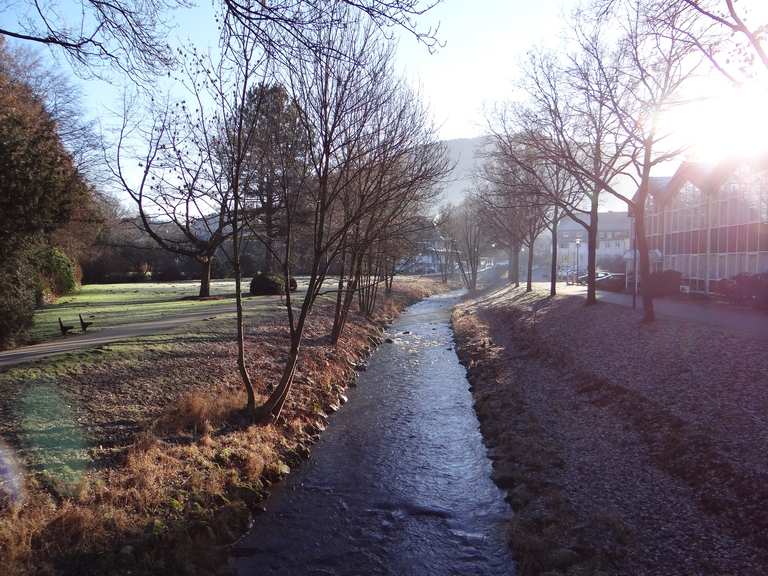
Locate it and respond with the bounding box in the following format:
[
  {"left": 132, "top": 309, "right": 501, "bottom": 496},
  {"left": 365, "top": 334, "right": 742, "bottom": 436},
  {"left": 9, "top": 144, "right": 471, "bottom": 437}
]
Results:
[
  {"left": 2, "top": 2, "right": 449, "bottom": 436},
  {"left": 0, "top": 38, "right": 106, "bottom": 347},
  {"left": 102, "top": 4, "right": 448, "bottom": 421},
  {"left": 452, "top": 0, "right": 768, "bottom": 323}
]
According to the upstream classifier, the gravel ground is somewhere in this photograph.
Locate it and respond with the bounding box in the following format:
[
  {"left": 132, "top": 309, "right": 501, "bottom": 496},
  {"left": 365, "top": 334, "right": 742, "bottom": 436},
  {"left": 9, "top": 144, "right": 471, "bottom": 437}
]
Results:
[{"left": 453, "top": 285, "right": 768, "bottom": 575}]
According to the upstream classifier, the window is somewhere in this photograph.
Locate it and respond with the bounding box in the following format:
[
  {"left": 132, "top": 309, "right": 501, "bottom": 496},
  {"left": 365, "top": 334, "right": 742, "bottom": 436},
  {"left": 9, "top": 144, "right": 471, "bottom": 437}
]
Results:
[
  {"left": 709, "top": 255, "right": 719, "bottom": 279},
  {"left": 728, "top": 199, "right": 740, "bottom": 225},
  {"left": 738, "top": 224, "right": 748, "bottom": 252},
  {"left": 748, "top": 223, "right": 759, "bottom": 252},
  {"left": 760, "top": 253, "right": 768, "bottom": 274},
  {"left": 728, "top": 254, "right": 739, "bottom": 277},
  {"left": 760, "top": 223, "right": 768, "bottom": 252},
  {"left": 728, "top": 226, "right": 738, "bottom": 252}
]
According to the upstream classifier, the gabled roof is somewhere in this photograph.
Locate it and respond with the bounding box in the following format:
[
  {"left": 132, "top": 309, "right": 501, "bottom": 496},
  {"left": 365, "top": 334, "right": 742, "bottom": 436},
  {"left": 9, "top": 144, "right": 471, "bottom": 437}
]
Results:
[
  {"left": 637, "top": 153, "right": 768, "bottom": 208},
  {"left": 559, "top": 211, "right": 630, "bottom": 232}
]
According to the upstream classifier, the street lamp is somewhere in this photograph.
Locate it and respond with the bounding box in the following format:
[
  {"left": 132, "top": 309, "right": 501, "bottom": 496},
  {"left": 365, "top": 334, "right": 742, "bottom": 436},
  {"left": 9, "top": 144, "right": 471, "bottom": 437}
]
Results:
[{"left": 575, "top": 238, "right": 581, "bottom": 285}]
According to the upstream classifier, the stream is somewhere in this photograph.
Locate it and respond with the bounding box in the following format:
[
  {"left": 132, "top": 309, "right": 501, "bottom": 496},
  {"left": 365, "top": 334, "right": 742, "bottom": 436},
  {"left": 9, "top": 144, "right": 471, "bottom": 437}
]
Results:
[{"left": 231, "top": 291, "right": 515, "bottom": 576}]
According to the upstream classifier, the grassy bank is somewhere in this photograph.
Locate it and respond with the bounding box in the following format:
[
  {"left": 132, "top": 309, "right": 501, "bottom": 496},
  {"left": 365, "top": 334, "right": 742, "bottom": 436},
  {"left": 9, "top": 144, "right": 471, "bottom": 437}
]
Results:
[
  {"left": 0, "top": 277, "right": 446, "bottom": 575},
  {"left": 453, "top": 285, "right": 768, "bottom": 575},
  {"left": 29, "top": 280, "right": 289, "bottom": 342}
]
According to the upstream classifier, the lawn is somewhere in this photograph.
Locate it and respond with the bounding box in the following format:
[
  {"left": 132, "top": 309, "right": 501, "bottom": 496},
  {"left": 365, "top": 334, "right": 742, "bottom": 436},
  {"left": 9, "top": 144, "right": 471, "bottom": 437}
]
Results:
[
  {"left": 0, "top": 277, "right": 443, "bottom": 575},
  {"left": 30, "top": 280, "right": 285, "bottom": 342}
]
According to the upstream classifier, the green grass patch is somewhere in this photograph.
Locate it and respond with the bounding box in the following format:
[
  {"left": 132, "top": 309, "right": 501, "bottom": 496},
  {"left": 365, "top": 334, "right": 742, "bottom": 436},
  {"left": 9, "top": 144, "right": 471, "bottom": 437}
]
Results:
[{"left": 31, "top": 280, "right": 266, "bottom": 342}]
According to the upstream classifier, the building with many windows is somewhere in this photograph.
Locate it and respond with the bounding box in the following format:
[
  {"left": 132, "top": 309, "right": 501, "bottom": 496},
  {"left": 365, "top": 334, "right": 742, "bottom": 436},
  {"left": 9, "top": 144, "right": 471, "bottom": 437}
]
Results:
[
  {"left": 557, "top": 211, "right": 631, "bottom": 274},
  {"left": 630, "top": 157, "right": 768, "bottom": 294}
]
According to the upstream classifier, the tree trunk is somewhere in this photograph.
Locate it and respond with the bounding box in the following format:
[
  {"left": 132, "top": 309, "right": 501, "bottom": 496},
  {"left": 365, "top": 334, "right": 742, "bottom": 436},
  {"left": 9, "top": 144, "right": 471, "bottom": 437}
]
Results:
[
  {"left": 635, "top": 204, "right": 655, "bottom": 322},
  {"left": 513, "top": 245, "right": 521, "bottom": 288},
  {"left": 507, "top": 247, "right": 515, "bottom": 285},
  {"left": 264, "top": 186, "right": 275, "bottom": 273},
  {"left": 232, "top": 189, "right": 256, "bottom": 415},
  {"left": 550, "top": 209, "right": 558, "bottom": 297},
  {"left": 526, "top": 242, "right": 534, "bottom": 292},
  {"left": 255, "top": 341, "right": 301, "bottom": 422},
  {"left": 330, "top": 241, "right": 347, "bottom": 345},
  {"left": 199, "top": 257, "right": 212, "bottom": 298},
  {"left": 586, "top": 202, "right": 598, "bottom": 305}
]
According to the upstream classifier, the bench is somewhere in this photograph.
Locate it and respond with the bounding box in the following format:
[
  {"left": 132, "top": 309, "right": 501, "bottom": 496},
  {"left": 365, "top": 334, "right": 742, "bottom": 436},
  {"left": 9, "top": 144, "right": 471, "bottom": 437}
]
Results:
[
  {"left": 79, "top": 314, "right": 93, "bottom": 333},
  {"left": 58, "top": 317, "right": 74, "bottom": 336}
]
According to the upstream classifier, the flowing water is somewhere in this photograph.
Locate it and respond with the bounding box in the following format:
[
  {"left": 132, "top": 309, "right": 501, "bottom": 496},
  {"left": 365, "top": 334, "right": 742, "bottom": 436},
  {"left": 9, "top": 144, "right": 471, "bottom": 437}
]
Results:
[{"left": 231, "top": 292, "right": 515, "bottom": 576}]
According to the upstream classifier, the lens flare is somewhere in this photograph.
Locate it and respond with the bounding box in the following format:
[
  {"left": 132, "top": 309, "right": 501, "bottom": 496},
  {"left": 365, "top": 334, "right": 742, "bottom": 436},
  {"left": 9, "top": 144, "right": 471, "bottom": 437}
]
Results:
[
  {"left": 18, "top": 377, "right": 90, "bottom": 493},
  {"left": 0, "top": 440, "right": 24, "bottom": 508}
]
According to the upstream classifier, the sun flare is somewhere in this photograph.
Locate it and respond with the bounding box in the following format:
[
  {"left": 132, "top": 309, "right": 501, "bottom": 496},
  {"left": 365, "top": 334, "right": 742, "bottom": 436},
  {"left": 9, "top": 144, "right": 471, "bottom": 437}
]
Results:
[{"left": 667, "top": 83, "right": 768, "bottom": 164}]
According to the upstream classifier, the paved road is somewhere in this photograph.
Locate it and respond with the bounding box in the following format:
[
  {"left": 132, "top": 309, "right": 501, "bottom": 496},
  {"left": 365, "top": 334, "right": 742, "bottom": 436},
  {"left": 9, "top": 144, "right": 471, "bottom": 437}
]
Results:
[
  {"left": 0, "top": 297, "right": 282, "bottom": 370},
  {"left": 557, "top": 283, "right": 768, "bottom": 340}
]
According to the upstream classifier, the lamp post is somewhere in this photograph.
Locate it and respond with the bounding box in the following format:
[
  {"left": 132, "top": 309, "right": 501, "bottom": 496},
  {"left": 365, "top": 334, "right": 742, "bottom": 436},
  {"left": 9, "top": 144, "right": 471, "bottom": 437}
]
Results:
[{"left": 575, "top": 238, "right": 581, "bottom": 285}]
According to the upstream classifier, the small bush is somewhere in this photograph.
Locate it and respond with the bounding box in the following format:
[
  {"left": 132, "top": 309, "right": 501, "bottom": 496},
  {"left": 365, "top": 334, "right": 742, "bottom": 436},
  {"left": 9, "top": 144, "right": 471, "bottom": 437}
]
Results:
[
  {"left": 36, "top": 246, "right": 78, "bottom": 303},
  {"left": 714, "top": 273, "right": 768, "bottom": 308},
  {"left": 0, "top": 244, "right": 37, "bottom": 349},
  {"left": 646, "top": 270, "right": 682, "bottom": 297},
  {"left": 249, "top": 272, "right": 286, "bottom": 295}
]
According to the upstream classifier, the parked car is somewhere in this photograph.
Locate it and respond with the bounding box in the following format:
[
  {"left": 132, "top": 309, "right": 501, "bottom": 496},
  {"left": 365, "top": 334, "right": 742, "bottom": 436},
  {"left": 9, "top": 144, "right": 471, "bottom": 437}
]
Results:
[
  {"left": 596, "top": 273, "right": 626, "bottom": 292},
  {"left": 577, "top": 271, "right": 611, "bottom": 285}
]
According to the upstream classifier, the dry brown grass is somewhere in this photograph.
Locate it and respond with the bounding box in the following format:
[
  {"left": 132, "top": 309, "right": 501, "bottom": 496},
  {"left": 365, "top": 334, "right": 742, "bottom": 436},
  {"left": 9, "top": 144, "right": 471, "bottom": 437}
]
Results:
[
  {"left": 452, "top": 305, "right": 622, "bottom": 575},
  {"left": 0, "top": 277, "right": 445, "bottom": 575}
]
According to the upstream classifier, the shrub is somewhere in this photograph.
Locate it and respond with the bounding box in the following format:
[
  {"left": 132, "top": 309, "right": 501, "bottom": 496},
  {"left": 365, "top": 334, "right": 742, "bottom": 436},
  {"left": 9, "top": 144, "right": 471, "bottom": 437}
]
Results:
[
  {"left": 35, "top": 246, "right": 78, "bottom": 304},
  {"left": 646, "top": 270, "right": 682, "bottom": 298},
  {"left": 249, "top": 272, "right": 286, "bottom": 295},
  {"left": 716, "top": 273, "right": 768, "bottom": 308},
  {"left": 0, "top": 244, "right": 37, "bottom": 349}
]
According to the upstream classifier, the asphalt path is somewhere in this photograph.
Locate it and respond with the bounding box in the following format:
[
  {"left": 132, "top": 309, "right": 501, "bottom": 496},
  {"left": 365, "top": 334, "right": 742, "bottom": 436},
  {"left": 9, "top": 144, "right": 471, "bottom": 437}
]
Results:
[{"left": 0, "top": 296, "right": 283, "bottom": 369}]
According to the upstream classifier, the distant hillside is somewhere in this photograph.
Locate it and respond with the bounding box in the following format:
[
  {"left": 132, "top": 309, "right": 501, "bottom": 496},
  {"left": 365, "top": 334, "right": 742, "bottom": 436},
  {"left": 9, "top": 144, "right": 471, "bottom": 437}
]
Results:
[{"left": 436, "top": 136, "right": 491, "bottom": 209}]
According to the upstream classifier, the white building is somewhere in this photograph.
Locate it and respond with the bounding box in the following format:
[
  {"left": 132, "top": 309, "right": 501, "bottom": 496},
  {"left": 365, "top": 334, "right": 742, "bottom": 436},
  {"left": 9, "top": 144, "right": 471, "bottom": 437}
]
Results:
[
  {"left": 557, "top": 211, "right": 631, "bottom": 275},
  {"left": 629, "top": 156, "right": 768, "bottom": 293}
]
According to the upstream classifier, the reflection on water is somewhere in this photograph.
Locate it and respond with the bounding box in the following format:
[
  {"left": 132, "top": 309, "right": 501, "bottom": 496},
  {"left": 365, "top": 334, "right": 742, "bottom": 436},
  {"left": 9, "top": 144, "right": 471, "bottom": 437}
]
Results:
[{"left": 232, "top": 292, "right": 515, "bottom": 576}]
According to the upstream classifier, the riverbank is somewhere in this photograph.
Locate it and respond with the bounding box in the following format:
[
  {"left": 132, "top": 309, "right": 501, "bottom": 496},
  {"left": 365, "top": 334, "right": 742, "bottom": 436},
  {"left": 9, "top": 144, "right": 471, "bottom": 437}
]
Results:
[
  {"left": 0, "top": 277, "right": 447, "bottom": 575},
  {"left": 453, "top": 285, "right": 768, "bottom": 575},
  {"left": 232, "top": 290, "right": 514, "bottom": 575}
]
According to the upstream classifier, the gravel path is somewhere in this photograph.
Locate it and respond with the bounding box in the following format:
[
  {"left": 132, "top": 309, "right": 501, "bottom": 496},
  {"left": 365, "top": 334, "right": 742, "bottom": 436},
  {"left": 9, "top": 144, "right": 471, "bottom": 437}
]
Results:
[{"left": 454, "top": 285, "right": 768, "bottom": 575}]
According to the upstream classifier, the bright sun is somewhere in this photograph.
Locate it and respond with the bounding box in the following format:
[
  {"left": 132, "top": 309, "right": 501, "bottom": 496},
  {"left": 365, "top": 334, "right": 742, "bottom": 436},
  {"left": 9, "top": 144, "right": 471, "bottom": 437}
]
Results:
[{"left": 667, "top": 82, "right": 768, "bottom": 164}]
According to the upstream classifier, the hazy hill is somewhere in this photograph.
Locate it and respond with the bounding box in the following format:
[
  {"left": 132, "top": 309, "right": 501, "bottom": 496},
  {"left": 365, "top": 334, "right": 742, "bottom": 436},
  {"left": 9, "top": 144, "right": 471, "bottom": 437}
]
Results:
[{"left": 436, "top": 136, "right": 491, "bottom": 209}]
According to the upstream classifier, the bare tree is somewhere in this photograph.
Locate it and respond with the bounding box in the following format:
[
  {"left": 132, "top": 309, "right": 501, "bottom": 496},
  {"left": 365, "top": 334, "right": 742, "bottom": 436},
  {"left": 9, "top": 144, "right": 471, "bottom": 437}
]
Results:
[
  {"left": 440, "top": 198, "right": 486, "bottom": 291},
  {"left": 667, "top": 0, "right": 768, "bottom": 82},
  {"left": 483, "top": 124, "right": 582, "bottom": 296},
  {"left": 475, "top": 156, "right": 549, "bottom": 292},
  {"left": 572, "top": 2, "right": 700, "bottom": 321},
  {"left": 251, "top": 9, "right": 447, "bottom": 422},
  {"left": 111, "top": 85, "right": 236, "bottom": 298},
  {"left": 493, "top": 36, "right": 633, "bottom": 304},
  {"left": 1, "top": 0, "right": 443, "bottom": 79},
  {"left": 0, "top": 0, "right": 182, "bottom": 79}
]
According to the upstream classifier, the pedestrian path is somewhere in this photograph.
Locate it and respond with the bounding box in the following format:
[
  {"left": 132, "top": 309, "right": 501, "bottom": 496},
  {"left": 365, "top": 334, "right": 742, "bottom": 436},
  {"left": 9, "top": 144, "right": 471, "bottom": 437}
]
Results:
[{"left": 557, "top": 283, "right": 768, "bottom": 340}]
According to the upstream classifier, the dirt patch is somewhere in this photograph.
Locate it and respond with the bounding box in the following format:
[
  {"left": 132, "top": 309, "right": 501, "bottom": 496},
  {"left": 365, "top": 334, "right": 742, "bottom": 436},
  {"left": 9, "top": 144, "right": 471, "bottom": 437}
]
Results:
[
  {"left": 453, "top": 284, "right": 768, "bottom": 575},
  {"left": 0, "top": 278, "right": 448, "bottom": 575}
]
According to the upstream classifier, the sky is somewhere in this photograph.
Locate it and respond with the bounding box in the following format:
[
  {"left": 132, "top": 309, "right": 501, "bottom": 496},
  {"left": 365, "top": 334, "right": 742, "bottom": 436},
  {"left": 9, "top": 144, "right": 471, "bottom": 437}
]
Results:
[
  {"left": 1, "top": 0, "right": 580, "bottom": 142},
  {"left": 3, "top": 0, "right": 768, "bottom": 210},
  {"left": 392, "top": 0, "right": 580, "bottom": 140}
]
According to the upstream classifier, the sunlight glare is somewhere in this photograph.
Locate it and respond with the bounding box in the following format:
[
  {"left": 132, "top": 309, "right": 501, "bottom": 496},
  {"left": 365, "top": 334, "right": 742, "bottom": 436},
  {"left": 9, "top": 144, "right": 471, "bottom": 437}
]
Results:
[{"left": 669, "top": 83, "right": 768, "bottom": 164}]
